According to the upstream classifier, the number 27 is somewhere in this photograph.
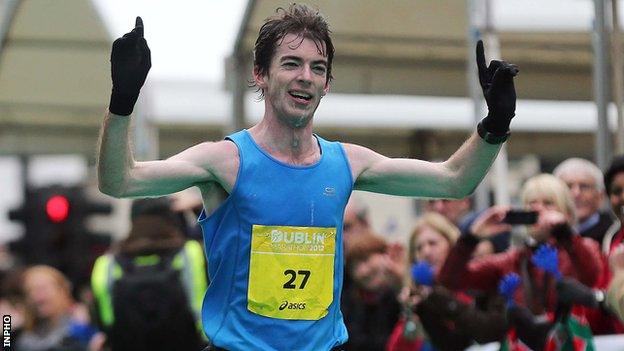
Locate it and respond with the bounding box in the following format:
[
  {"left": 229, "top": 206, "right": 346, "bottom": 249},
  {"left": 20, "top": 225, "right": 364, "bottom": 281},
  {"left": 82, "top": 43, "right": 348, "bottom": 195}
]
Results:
[{"left": 283, "top": 269, "right": 311, "bottom": 289}]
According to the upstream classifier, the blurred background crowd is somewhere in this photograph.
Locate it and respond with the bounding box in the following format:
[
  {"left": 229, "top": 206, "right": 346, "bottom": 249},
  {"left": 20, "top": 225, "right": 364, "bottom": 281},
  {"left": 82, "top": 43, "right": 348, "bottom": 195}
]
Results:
[
  {"left": 340, "top": 157, "right": 624, "bottom": 351},
  {"left": 4, "top": 156, "right": 624, "bottom": 350}
]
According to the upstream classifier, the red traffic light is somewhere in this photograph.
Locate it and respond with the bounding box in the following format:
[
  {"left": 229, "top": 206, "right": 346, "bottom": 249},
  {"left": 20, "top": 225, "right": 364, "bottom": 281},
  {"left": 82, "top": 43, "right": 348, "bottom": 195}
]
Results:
[{"left": 46, "top": 195, "right": 70, "bottom": 223}]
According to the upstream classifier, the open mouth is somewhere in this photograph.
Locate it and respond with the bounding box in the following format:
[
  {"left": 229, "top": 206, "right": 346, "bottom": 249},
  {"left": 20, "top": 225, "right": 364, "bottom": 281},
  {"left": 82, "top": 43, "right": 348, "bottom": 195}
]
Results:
[{"left": 289, "top": 90, "right": 313, "bottom": 103}]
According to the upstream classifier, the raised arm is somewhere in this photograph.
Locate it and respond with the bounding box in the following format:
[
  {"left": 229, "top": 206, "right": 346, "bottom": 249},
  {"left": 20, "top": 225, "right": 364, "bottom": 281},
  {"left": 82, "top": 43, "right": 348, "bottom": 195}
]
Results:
[
  {"left": 346, "top": 41, "right": 518, "bottom": 198},
  {"left": 345, "top": 133, "right": 500, "bottom": 198},
  {"left": 98, "top": 116, "right": 233, "bottom": 198},
  {"left": 97, "top": 18, "right": 237, "bottom": 198}
]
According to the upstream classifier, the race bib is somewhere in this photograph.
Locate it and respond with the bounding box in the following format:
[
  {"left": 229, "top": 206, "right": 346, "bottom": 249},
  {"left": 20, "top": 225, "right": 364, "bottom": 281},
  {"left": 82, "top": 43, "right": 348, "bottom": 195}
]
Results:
[{"left": 248, "top": 225, "right": 336, "bottom": 320}]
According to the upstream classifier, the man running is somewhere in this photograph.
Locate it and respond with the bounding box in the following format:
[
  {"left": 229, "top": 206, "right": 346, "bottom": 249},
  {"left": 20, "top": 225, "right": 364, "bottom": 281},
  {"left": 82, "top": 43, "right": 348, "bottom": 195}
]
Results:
[{"left": 97, "top": 4, "right": 518, "bottom": 350}]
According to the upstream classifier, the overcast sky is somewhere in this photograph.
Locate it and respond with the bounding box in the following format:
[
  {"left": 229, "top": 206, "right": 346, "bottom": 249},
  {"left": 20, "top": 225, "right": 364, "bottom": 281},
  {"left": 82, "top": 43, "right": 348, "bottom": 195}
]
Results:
[
  {"left": 90, "top": 0, "right": 614, "bottom": 83},
  {"left": 92, "top": 0, "right": 247, "bottom": 82}
]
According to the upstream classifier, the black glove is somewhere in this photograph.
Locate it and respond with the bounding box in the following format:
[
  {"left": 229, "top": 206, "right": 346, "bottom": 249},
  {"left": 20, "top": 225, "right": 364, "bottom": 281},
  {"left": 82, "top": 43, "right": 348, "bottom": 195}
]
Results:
[
  {"left": 476, "top": 40, "right": 518, "bottom": 135},
  {"left": 414, "top": 287, "right": 462, "bottom": 319},
  {"left": 506, "top": 305, "right": 552, "bottom": 351},
  {"left": 109, "top": 17, "right": 151, "bottom": 116},
  {"left": 556, "top": 278, "right": 599, "bottom": 308},
  {"left": 551, "top": 223, "right": 573, "bottom": 244}
]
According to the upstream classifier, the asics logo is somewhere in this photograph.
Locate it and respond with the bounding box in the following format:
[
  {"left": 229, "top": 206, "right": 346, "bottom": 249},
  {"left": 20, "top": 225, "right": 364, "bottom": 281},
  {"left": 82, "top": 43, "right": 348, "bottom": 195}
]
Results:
[{"left": 278, "top": 300, "right": 306, "bottom": 310}]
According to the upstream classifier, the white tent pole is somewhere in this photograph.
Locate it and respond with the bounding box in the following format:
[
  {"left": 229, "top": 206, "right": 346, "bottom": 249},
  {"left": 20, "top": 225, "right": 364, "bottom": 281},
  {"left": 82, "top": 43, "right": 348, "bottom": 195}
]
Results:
[
  {"left": 611, "top": 0, "right": 624, "bottom": 154},
  {"left": 594, "top": 0, "right": 613, "bottom": 169}
]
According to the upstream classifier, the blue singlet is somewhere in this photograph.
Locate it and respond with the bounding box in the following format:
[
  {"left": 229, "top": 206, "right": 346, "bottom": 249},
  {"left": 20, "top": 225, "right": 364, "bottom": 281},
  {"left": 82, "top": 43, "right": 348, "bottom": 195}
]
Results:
[{"left": 198, "top": 130, "right": 353, "bottom": 350}]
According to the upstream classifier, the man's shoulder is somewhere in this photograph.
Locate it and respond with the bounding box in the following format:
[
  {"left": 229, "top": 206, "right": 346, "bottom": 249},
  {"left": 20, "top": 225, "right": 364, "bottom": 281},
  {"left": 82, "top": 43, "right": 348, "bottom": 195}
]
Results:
[
  {"left": 185, "top": 140, "right": 239, "bottom": 165},
  {"left": 340, "top": 142, "right": 380, "bottom": 161},
  {"left": 173, "top": 140, "right": 239, "bottom": 192},
  {"left": 196, "top": 139, "right": 238, "bottom": 153}
]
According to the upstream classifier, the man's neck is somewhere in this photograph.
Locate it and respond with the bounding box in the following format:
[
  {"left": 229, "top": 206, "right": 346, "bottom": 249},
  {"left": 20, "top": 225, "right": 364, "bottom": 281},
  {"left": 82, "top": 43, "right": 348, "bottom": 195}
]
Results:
[{"left": 249, "top": 117, "right": 320, "bottom": 165}]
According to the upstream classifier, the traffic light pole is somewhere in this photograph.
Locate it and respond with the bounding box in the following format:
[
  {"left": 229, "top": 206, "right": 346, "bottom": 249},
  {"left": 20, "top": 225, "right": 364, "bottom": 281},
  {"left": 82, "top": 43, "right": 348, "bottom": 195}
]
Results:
[{"left": 8, "top": 184, "right": 112, "bottom": 290}]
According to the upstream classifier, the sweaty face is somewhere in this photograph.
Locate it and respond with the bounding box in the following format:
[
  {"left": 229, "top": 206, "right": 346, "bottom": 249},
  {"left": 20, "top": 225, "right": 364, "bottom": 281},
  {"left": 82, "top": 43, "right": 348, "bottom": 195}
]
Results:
[
  {"left": 609, "top": 173, "right": 624, "bottom": 223},
  {"left": 255, "top": 33, "right": 330, "bottom": 128},
  {"left": 413, "top": 226, "right": 451, "bottom": 273},
  {"left": 559, "top": 172, "right": 602, "bottom": 223}
]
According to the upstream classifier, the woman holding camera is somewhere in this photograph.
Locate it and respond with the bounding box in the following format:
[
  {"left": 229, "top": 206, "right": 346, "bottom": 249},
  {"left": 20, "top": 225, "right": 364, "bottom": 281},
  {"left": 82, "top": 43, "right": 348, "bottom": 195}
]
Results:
[
  {"left": 386, "top": 213, "right": 509, "bottom": 351},
  {"left": 440, "top": 174, "right": 602, "bottom": 306},
  {"left": 438, "top": 173, "right": 603, "bottom": 349}
]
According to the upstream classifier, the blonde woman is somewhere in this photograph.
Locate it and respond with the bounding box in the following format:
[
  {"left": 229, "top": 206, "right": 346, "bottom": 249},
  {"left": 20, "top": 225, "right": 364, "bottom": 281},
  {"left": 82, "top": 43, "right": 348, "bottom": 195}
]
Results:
[
  {"left": 16, "top": 265, "right": 102, "bottom": 351},
  {"left": 408, "top": 213, "right": 459, "bottom": 275},
  {"left": 440, "top": 174, "right": 601, "bottom": 304},
  {"left": 387, "top": 213, "right": 508, "bottom": 351},
  {"left": 438, "top": 174, "right": 603, "bottom": 350}
]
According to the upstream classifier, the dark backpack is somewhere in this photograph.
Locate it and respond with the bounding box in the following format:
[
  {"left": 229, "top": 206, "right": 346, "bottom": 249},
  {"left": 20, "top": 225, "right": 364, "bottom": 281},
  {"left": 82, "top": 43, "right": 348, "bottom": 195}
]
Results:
[{"left": 109, "top": 252, "right": 201, "bottom": 351}]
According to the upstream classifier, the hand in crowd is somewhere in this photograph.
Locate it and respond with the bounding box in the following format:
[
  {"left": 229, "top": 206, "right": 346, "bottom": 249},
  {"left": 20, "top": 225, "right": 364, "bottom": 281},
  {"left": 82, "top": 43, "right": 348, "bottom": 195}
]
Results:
[
  {"left": 469, "top": 205, "right": 512, "bottom": 239},
  {"left": 610, "top": 244, "right": 624, "bottom": 273},
  {"left": 88, "top": 333, "right": 107, "bottom": 351},
  {"left": 531, "top": 244, "right": 562, "bottom": 280},
  {"left": 397, "top": 285, "right": 428, "bottom": 309},
  {"left": 533, "top": 209, "right": 569, "bottom": 241},
  {"left": 386, "top": 241, "right": 407, "bottom": 284}
]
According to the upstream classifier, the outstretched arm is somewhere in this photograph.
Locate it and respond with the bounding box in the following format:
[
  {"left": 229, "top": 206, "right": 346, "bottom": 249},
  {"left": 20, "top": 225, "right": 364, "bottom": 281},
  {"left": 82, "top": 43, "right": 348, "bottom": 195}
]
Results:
[
  {"left": 97, "top": 18, "right": 236, "bottom": 198},
  {"left": 345, "top": 133, "right": 501, "bottom": 198},
  {"left": 97, "top": 117, "right": 228, "bottom": 198},
  {"left": 346, "top": 41, "right": 518, "bottom": 198}
]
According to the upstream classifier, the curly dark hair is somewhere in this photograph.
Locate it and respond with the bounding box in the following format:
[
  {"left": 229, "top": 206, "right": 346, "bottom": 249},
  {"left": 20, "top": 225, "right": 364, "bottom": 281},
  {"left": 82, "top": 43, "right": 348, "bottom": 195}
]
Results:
[
  {"left": 604, "top": 154, "right": 624, "bottom": 195},
  {"left": 253, "top": 3, "right": 335, "bottom": 98}
]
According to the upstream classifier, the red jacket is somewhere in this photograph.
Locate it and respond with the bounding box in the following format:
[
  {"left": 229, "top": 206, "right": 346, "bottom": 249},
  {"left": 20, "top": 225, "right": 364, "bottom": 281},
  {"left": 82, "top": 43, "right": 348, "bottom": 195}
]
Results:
[
  {"left": 585, "top": 226, "right": 624, "bottom": 334},
  {"left": 439, "top": 234, "right": 603, "bottom": 314}
]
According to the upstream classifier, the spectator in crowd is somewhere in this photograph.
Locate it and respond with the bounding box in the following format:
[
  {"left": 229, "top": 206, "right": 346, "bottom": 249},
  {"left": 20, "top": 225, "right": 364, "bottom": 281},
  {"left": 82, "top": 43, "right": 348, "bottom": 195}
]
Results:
[
  {"left": 424, "top": 198, "right": 473, "bottom": 232},
  {"left": 554, "top": 157, "right": 614, "bottom": 244},
  {"left": 602, "top": 156, "right": 624, "bottom": 324},
  {"left": 607, "top": 245, "right": 624, "bottom": 322},
  {"left": 90, "top": 197, "right": 207, "bottom": 351},
  {"left": 425, "top": 197, "right": 510, "bottom": 253},
  {"left": 407, "top": 213, "right": 459, "bottom": 275},
  {"left": 387, "top": 213, "right": 508, "bottom": 351},
  {"left": 343, "top": 194, "right": 372, "bottom": 255},
  {"left": 341, "top": 194, "right": 372, "bottom": 312},
  {"left": 586, "top": 154, "right": 624, "bottom": 334},
  {"left": 16, "top": 265, "right": 101, "bottom": 351},
  {"left": 603, "top": 155, "right": 624, "bottom": 255},
  {"left": 440, "top": 174, "right": 603, "bottom": 315},
  {"left": 440, "top": 174, "right": 607, "bottom": 349},
  {"left": 342, "top": 232, "right": 403, "bottom": 351}
]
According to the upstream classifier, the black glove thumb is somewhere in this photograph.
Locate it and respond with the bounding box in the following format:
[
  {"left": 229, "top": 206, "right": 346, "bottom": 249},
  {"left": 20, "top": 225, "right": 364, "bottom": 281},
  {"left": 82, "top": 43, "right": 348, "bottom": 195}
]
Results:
[
  {"left": 551, "top": 223, "right": 573, "bottom": 243},
  {"left": 109, "top": 16, "right": 151, "bottom": 116}
]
